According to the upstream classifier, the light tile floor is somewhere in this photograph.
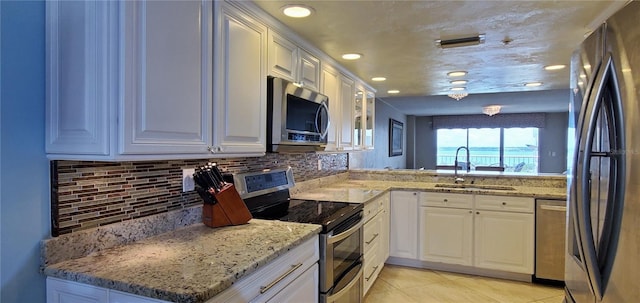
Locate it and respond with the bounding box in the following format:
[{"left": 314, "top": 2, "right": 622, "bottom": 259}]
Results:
[{"left": 364, "top": 265, "right": 564, "bottom": 303}]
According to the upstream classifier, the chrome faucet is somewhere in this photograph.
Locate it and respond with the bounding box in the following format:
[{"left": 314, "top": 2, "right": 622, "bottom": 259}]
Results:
[{"left": 454, "top": 146, "right": 470, "bottom": 183}]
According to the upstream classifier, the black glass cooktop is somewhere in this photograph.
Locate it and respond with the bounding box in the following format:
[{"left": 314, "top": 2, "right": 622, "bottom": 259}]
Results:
[{"left": 249, "top": 197, "right": 362, "bottom": 233}]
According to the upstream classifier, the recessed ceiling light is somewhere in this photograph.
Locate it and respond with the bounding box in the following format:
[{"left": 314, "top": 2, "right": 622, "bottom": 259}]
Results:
[
  {"left": 544, "top": 64, "right": 566, "bottom": 71},
  {"left": 387, "top": 90, "right": 400, "bottom": 94},
  {"left": 450, "top": 80, "right": 468, "bottom": 85},
  {"left": 342, "top": 53, "right": 362, "bottom": 60},
  {"left": 583, "top": 64, "right": 591, "bottom": 69},
  {"left": 580, "top": 74, "right": 587, "bottom": 79},
  {"left": 450, "top": 87, "right": 466, "bottom": 91},
  {"left": 525, "top": 82, "right": 543, "bottom": 87},
  {"left": 282, "top": 5, "right": 314, "bottom": 18},
  {"left": 578, "top": 81, "right": 584, "bottom": 86},
  {"left": 372, "top": 77, "right": 386, "bottom": 81},
  {"left": 447, "top": 71, "right": 467, "bottom": 77}
]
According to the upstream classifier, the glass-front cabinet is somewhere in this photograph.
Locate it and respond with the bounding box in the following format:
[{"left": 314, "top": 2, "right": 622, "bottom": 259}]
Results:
[
  {"left": 353, "top": 85, "right": 375, "bottom": 150},
  {"left": 365, "top": 90, "right": 375, "bottom": 149}
]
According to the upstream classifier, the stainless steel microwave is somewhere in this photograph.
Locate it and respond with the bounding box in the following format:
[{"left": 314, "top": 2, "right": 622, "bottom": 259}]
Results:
[{"left": 267, "top": 76, "right": 330, "bottom": 152}]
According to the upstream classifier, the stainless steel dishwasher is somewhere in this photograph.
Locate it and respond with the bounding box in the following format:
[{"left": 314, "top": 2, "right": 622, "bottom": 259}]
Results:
[{"left": 535, "top": 199, "right": 567, "bottom": 281}]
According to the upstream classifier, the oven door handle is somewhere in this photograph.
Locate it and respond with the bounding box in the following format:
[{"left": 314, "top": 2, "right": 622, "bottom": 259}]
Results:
[
  {"left": 327, "top": 266, "right": 363, "bottom": 302},
  {"left": 326, "top": 220, "right": 363, "bottom": 244}
]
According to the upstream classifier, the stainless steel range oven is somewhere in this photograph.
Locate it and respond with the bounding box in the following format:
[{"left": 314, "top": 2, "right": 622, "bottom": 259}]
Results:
[{"left": 232, "top": 167, "right": 363, "bottom": 303}]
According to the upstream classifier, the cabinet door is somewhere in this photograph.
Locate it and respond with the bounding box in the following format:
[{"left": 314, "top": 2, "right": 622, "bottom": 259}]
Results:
[
  {"left": 389, "top": 191, "right": 419, "bottom": 259},
  {"left": 46, "top": 0, "right": 112, "bottom": 156},
  {"left": 121, "top": 1, "right": 212, "bottom": 154},
  {"left": 353, "top": 87, "right": 364, "bottom": 149},
  {"left": 298, "top": 48, "right": 320, "bottom": 91},
  {"left": 212, "top": 3, "right": 267, "bottom": 154},
  {"left": 47, "top": 277, "right": 108, "bottom": 303},
  {"left": 268, "top": 30, "right": 297, "bottom": 82},
  {"left": 474, "top": 211, "right": 534, "bottom": 274},
  {"left": 321, "top": 65, "right": 340, "bottom": 151},
  {"left": 380, "top": 193, "right": 391, "bottom": 262},
  {"left": 338, "top": 76, "right": 355, "bottom": 150},
  {"left": 364, "top": 90, "right": 375, "bottom": 149},
  {"left": 265, "top": 264, "right": 319, "bottom": 303},
  {"left": 420, "top": 207, "right": 473, "bottom": 266}
]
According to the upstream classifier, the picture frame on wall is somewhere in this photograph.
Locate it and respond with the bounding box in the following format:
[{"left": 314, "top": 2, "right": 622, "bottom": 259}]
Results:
[{"left": 389, "top": 119, "right": 403, "bottom": 157}]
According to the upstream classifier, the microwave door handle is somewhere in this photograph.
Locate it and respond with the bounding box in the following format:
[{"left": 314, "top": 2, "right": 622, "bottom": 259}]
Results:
[{"left": 315, "top": 101, "right": 330, "bottom": 139}]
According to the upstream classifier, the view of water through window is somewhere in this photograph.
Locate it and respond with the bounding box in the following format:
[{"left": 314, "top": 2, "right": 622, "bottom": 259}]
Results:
[{"left": 437, "top": 128, "right": 539, "bottom": 173}]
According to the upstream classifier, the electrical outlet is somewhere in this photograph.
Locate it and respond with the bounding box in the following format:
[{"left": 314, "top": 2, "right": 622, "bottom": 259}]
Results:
[
  {"left": 182, "top": 168, "right": 195, "bottom": 192},
  {"left": 318, "top": 159, "right": 322, "bottom": 170}
]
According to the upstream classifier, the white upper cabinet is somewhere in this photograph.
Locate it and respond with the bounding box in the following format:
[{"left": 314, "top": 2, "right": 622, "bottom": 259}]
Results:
[
  {"left": 339, "top": 76, "right": 356, "bottom": 150},
  {"left": 321, "top": 64, "right": 340, "bottom": 151},
  {"left": 46, "top": 0, "right": 372, "bottom": 160},
  {"left": 268, "top": 30, "right": 320, "bottom": 91},
  {"left": 46, "top": 1, "right": 213, "bottom": 160},
  {"left": 353, "top": 84, "right": 375, "bottom": 150},
  {"left": 121, "top": 1, "right": 212, "bottom": 155},
  {"left": 46, "top": 0, "right": 269, "bottom": 160},
  {"left": 212, "top": 1, "right": 267, "bottom": 155}
]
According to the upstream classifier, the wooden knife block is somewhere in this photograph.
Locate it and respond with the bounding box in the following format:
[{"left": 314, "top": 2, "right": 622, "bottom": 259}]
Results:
[{"left": 202, "top": 184, "right": 252, "bottom": 228}]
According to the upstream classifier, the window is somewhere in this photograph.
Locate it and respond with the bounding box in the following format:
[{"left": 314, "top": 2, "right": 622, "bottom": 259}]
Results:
[{"left": 437, "top": 127, "right": 539, "bottom": 173}]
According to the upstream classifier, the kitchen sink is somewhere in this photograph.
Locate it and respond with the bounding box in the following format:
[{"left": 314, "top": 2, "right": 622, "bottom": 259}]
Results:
[{"left": 434, "top": 183, "right": 516, "bottom": 191}]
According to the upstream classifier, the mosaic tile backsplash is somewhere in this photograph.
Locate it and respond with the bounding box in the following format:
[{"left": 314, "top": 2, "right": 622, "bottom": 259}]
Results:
[{"left": 51, "top": 153, "right": 348, "bottom": 236}]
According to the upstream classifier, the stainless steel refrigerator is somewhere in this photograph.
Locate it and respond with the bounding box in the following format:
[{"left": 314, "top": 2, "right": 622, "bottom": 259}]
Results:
[{"left": 565, "top": 2, "right": 640, "bottom": 302}]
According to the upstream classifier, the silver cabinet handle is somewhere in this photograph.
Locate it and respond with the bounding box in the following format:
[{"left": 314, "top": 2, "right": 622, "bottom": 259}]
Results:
[
  {"left": 365, "top": 233, "right": 379, "bottom": 245},
  {"left": 365, "top": 266, "right": 379, "bottom": 281},
  {"left": 259, "top": 263, "right": 303, "bottom": 294}
]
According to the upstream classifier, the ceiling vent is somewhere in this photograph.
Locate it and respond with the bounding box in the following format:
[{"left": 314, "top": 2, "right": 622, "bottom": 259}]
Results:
[{"left": 435, "top": 34, "right": 486, "bottom": 49}]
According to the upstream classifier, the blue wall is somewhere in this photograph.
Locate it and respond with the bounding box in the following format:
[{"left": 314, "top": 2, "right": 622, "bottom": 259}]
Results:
[{"left": 1, "top": 1, "right": 50, "bottom": 302}]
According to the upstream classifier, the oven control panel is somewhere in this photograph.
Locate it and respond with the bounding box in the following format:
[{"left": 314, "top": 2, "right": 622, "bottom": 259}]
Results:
[{"left": 232, "top": 167, "right": 295, "bottom": 199}]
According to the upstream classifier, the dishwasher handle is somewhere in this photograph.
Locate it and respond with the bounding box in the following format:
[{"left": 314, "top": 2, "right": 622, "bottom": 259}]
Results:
[{"left": 539, "top": 205, "right": 567, "bottom": 212}]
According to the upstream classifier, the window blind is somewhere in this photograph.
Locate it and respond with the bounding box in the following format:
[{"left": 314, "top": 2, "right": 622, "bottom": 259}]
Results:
[{"left": 432, "top": 113, "right": 546, "bottom": 129}]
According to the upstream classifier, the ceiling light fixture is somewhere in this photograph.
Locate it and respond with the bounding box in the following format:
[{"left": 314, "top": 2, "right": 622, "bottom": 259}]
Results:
[
  {"left": 372, "top": 77, "right": 386, "bottom": 81},
  {"left": 387, "top": 90, "right": 400, "bottom": 94},
  {"left": 525, "top": 82, "right": 543, "bottom": 87},
  {"left": 282, "top": 5, "right": 314, "bottom": 18},
  {"left": 544, "top": 64, "right": 566, "bottom": 71},
  {"left": 436, "top": 34, "right": 486, "bottom": 49},
  {"left": 342, "top": 53, "right": 362, "bottom": 60},
  {"left": 450, "top": 80, "right": 468, "bottom": 85},
  {"left": 448, "top": 87, "right": 468, "bottom": 101},
  {"left": 447, "top": 71, "right": 467, "bottom": 77},
  {"left": 483, "top": 105, "right": 501, "bottom": 116}
]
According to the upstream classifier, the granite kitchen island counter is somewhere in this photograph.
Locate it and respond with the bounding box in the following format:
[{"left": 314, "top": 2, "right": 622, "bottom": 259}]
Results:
[
  {"left": 292, "top": 169, "right": 567, "bottom": 202},
  {"left": 42, "top": 219, "right": 321, "bottom": 303}
]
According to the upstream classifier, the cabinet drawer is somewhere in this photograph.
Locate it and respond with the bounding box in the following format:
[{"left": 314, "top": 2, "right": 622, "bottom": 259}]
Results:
[
  {"left": 363, "top": 243, "right": 381, "bottom": 295},
  {"left": 364, "top": 198, "right": 383, "bottom": 223},
  {"left": 475, "top": 195, "right": 534, "bottom": 213},
  {"left": 420, "top": 192, "right": 473, "bottom": 209},
  {"left": 210, "top": 236, "right": 319, "bottom": 303},
  {"left": 364, "top": 215, "right": 382, "bottom": 253}
]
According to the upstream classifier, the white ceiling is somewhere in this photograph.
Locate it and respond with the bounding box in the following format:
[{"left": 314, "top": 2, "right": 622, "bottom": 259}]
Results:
[{"left": 253, "top": 0, "right": 629, "bottom": 115}]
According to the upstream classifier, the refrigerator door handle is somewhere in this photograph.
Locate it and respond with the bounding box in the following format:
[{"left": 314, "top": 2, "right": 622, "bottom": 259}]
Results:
[
  {"left": 577, "top": 56, "right": 607, "bottom": 300},
  {"left": 576, "top": 52, "right": 622, "bottom": 300}
]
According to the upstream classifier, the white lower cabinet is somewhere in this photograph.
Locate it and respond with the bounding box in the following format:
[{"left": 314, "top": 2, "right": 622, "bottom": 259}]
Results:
[
  {"left": 265, "top": 264, "right": 319, "bottom": 303},
  {"left": 414, "top": 192, "right": 535, "bottom": 276},
  {"left": 389, "top": 191, "right": 419, "bottom": 260},
  {"left": 47, "top": 236, "right": 319, "bottom": 303},
  {"left": 474, "top": 195, "right": 535, "bottom": 274},
  {"left": 362, "top": 192, "right": 390, "bottom": 295},
  {"left": 420, "top": 207, "right": 473, "bottom": 266}
]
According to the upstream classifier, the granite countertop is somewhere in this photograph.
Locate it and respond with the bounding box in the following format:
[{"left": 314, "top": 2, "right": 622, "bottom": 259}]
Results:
[
  {"left": 292, "top": 179, "right": 567, "bottom": 202},
  {"left": 43, "top": 219, "right": 321, "bottom": 303}
]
